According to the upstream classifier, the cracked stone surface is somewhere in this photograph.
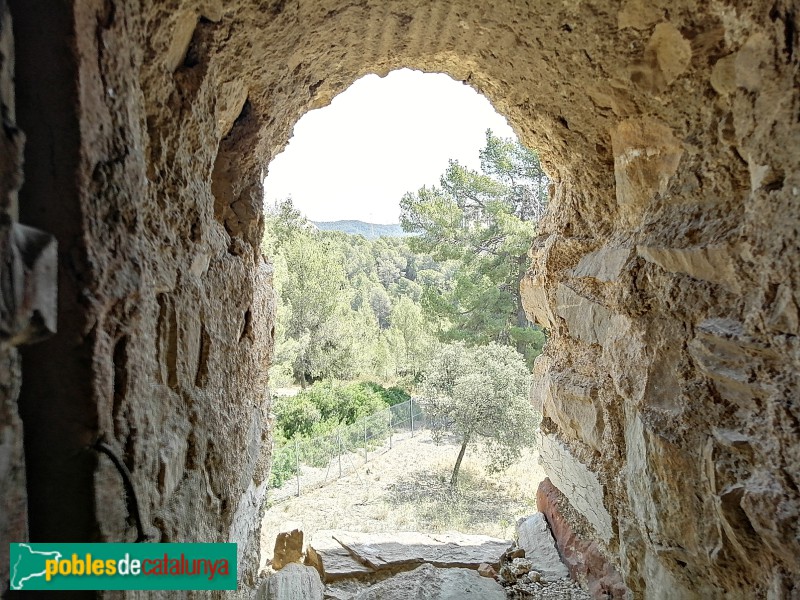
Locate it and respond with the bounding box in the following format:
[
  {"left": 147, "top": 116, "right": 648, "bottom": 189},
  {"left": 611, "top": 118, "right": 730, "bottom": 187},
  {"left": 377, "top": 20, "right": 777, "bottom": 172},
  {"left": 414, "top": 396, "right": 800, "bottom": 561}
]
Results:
[
  {"left": 308, "top": 530, "right": 510, "bottom": 582},
  {"left": 538, "top": 435, "right": 613, "bottom": 544},
  {"left": 335, "top": 531, "right": 511, "bottom": 571},
  {"left": 307, "top": 531, "right": 375, "bottom": 582},
  {"left": 350, "top": 564, "right": 507, "bottom": 600}
]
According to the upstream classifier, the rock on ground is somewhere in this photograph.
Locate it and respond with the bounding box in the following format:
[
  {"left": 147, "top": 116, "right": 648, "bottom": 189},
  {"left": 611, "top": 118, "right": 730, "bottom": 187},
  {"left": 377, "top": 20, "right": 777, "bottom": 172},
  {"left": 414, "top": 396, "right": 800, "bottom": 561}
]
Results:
[
  {"left": 272, "top": 527, "right": 305, "bottom": 570},
  {"left": 5, "top": 1, "right": 796, "bottom": 597},
  {"left": 309, "top": 530, "right": 510, "bottom": 582},
  {"left": 516, "top": 513, "right": 570, "bottom": 582},
  {"left": 307, "top": 531, "right": 374, "bottom": 582},
  {"left": 257, "top": 563, "right": 324, "bottom": 600},
  {"left": 350, "top": 563, "right": 507, "bottom": 600}
]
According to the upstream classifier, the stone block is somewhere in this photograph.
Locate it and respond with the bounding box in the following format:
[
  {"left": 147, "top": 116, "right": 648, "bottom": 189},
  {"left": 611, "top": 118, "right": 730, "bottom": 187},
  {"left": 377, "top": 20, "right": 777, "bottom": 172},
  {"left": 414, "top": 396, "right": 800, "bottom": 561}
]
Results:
[
  {"left": 306, "top": 530, "right": 510, "bottom": 585},
  {"left": 710, "top": 54, "right": 737, "bottom": 96},
  {"left": 570, "top": 246, "right": 633, "bottom": 282},
  {"left": 645, "top": 23, "right": 692, "bottom": 85},
  {"left": 765, "top": 282, "right": 799, "bottom": 335},
  {"left": 617, "top": 0, "right": 662, "bottom": 30},
  {"left": 323, "top": 580, "right": 371, "bottom": 600},
  {"left": 477, "top": 563, "right": 497, "bottom": 578},
  {"left": 538, "top": 434, "right": 613, "bottom": 543},
  {"left": 622, "top": 410, "right": 659, "bottom": 539},
  {"left": 542, "top": 371, "right": 604, "bottom": 452},
  {"left": 230, "top": 479, "right": 269, "bottom": 585},
  {"left": 515, "top": 513, "right": 569, "bottom": 581},
  {"left": 637, "top": 244, "right": 740, "bottom": 292},
  {"left": 622, "top": 406, "right": 707, "bottom": 569},
  {"left": 272, "top": 527, "right": 304, "bottom": 571},
  {"left": 165, "top": 11, "right": 198, "bottom": 72},
  {"left": 529, "top": 353, "right": 551, "bottom": 413},
  {"left": 610, "top": 118, "right": 683, "bottom": 227},
  {"left": 520, "top": 273, "right": 554, "bottom": 329},
  {"left": 257, "top": 562, "right": 324, "bottom": 600},
  {"left": 217, "top": 79, "right": 249, "bottom": 137},
  {"left": 555, "top": 285, "right": 615, "bottom": 346},
  {"left": 687, "top": 318, "right": 773, "bottom": 411},
  {"left": 332, "top": 531, "right": 510, "bottom": 572}
]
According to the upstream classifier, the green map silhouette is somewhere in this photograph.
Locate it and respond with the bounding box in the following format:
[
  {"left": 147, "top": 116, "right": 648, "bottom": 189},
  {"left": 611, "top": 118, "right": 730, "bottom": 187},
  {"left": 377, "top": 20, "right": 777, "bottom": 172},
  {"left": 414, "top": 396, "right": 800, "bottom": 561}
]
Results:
[{"left": 10, "top": 544, "right": 62, "bottom": 590}]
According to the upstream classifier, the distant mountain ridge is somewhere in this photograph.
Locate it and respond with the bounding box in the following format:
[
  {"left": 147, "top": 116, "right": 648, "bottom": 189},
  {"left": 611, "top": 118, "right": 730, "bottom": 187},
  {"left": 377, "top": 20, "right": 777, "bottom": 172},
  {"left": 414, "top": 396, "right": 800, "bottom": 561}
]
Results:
[{"left": 311, "top": 220, "right": 411, "bottom": 239}]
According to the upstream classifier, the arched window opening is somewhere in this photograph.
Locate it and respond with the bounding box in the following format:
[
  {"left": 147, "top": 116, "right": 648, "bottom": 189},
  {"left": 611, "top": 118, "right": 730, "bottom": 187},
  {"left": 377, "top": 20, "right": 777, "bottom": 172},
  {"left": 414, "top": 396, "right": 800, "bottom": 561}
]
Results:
[{"left": 260, "top": 70, "right": 551, "bottom": 569}]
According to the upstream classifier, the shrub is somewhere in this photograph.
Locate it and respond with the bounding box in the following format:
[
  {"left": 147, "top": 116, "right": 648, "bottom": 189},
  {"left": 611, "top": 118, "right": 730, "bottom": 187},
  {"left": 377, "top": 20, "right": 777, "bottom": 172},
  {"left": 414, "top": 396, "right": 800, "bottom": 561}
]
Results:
[
  {"left": 268, "top": 431, "right": 296, "bottom": 488},
  {"left": 338, "top": 382, "right": 388, "bottom": 422},
  {"left": 269, "top": 380, "right": 414, "bottom": 490},
  {"left": 360, "top": 381, "right": 410, "bottom": 406},
  {"left": 273, "top": 381, "right": 410, "bottom": 441},
  {"left": 272, "top": 394, "right": 322, "bottom": 439}
]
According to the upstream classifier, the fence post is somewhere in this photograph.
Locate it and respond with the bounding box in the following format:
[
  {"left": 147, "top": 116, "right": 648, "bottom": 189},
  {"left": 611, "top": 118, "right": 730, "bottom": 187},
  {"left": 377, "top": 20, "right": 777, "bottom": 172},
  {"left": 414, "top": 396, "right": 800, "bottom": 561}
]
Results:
[
  {"left": 338, "top": 430, "right": 342, "bottom": 478},
  {"left": 294, "top": 438, "right": 300, "bottom": 497},
  {"left": 364, "top": 416, "right": 368, "bottom": 463},
  {"left": 389, "top": 412, "right": 393, "bottom": 450},
  {"left": 410, "top": 397, "right": 414, "bottom": 437}
]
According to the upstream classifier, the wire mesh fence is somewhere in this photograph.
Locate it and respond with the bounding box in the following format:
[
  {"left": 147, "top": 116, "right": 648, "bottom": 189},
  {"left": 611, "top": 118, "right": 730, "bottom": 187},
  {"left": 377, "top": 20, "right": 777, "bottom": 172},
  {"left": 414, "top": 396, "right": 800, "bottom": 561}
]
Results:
[{"left": 268, "top": 398, "right": 429, "bottom": 505}]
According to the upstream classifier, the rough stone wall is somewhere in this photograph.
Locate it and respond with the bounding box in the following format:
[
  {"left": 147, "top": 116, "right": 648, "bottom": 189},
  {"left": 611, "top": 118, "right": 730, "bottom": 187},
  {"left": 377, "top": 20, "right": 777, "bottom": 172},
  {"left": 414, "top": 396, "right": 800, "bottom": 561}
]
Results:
[
  {"left": 522, "top": 2, "right": 800, "bottom": 596},
  {"left": 6, "top": 0, "right": 275, "bottom": 595},
  {"left": 1, "top": 0, "right": 797, "bottom": 598},
  {"left": 0, "top": 0, "right": 26, "bottom": 588}
]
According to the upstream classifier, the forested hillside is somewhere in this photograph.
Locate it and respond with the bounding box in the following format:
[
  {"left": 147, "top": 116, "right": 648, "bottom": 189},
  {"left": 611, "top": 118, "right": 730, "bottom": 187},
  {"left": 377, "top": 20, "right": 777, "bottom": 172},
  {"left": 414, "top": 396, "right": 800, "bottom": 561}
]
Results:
[
  {"left": 264, "top": 130, "right": 548, "bottom": 390},
  {"left": 264, "top": 200, "right": 443, "bottom": 387},
  {"left": 311, "top": 220, "right": 410, "bottom": 239}
]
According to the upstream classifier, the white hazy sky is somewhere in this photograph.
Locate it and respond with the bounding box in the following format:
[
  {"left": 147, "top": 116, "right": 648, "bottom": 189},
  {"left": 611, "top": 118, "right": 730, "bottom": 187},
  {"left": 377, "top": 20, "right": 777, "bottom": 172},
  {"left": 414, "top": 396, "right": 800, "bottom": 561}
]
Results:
[{"left": 263, "top": 69, "right": 516, "bottom": 224}]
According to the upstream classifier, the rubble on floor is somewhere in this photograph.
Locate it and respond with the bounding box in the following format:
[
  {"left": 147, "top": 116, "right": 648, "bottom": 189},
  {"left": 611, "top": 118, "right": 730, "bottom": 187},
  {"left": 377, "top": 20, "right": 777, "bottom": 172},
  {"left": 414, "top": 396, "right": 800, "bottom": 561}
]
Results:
[
  {"left": 502, "top": 576, "right": 591, "bottom": 600},
  {"left": 259, "top": 513, "right": 590, "bottom": 599}
]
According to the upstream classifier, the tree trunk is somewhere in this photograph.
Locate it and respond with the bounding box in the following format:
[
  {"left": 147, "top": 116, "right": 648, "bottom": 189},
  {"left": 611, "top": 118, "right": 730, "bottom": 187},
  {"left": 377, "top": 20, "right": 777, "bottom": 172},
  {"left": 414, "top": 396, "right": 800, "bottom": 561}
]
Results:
[{"left": 450, "top": 436, "right": 469, "bottom": 487}]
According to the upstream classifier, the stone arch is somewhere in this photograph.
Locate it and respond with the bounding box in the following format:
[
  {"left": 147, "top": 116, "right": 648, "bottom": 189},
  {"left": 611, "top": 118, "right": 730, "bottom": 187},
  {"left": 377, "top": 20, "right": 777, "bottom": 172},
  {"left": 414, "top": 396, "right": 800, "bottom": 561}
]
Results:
[{"left": 2, "top": 0, "right": 798, "bottom": 597}]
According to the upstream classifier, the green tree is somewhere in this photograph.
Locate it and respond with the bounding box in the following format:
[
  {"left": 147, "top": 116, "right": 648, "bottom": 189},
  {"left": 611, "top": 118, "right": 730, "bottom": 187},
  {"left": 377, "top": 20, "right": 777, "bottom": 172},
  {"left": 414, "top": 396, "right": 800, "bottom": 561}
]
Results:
[
  {"left": 400, "top": 130, "right": 548, "bottom": 365},
  {"left": 368, "top": 285, "right": 392, "bottom": 329},
  {"left": 264, "top": 198, "right": 447, "bottom": 386},
  {"left": 372, "top": 237, "right": 408, "bottom": 288},
  {"left": 420, "top": 342, "right": 536, "bottom": 487},
  {"left": 389, "top": 296, "right": 433, "bottom": 376},
  {"left": 265, "top": 200, "right": 362, "bottom": 385}
]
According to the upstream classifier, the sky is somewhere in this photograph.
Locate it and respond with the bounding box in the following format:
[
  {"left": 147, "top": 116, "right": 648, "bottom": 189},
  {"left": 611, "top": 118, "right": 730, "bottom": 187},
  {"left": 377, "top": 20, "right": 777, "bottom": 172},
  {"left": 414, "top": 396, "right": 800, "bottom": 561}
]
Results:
[{"left": 263, "top": 69, "right": 516, "bottom": 224}]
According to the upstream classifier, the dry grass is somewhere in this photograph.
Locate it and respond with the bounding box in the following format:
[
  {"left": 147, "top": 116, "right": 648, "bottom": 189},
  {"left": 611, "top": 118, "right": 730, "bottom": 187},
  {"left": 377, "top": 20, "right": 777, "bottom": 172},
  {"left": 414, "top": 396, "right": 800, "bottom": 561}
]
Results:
[{"left": 260, "top": 430, "right": 546, "bottom": 569}]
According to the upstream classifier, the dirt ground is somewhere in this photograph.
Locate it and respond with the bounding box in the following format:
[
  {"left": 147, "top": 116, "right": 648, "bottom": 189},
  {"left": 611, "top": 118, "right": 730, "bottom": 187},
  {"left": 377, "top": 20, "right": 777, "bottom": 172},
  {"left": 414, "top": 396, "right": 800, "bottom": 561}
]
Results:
[{"left": 260, "top": 430, "right": 547, "bottom": 569}]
